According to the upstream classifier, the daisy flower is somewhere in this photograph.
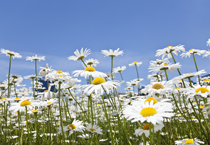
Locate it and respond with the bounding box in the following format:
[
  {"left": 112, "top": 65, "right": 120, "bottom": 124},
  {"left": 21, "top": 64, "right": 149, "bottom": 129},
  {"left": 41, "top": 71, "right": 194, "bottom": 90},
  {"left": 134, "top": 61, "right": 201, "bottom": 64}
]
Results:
[
  {"left": 26, "top": 55, "right": 45, "bottom": 62},
  {"left": 86, "top": 123, "right": 103, "bottom": 134},
  {"left": 62, "top": 77, "right": 81, "bottom": 89},
  {"left": 113, "top": 66, "right": 126, "bottom": 73},
  {"left": 149, "top": 63, "right": 181, "bottom": 73},
  {"left": 101, "top": 48, "right": 123, "bottom": 57},
  {"left": 39, "top": 63, "right": 53, "bottom": 77},
  {"left": 77, "top": 134, "right": 89, "bottom": 140},
  {"left": 186, "top": 84, "right": 210, "bottom": 99},
  {"left": 68, "top": 48, "right": 91, "bottom": 61},
  {"left": 123, "top": 101, "right": 174, "bottom": 124},
  {"left": 60, "top": 120, "right": 85, "bottom": 135},
  {"left": 1, "top": 49, "right": 22, "bottom": 59},
  {"left": 141, "top": 81, "right": 173, "bottom": 96},
  {"left": 72, "top": 66, "right": 107, "bottom": 79},
  {"left": 129, "top": 61, "right": 142, "bottom": 67},
  {"left": 180, "top": 49, "right": 205, "bottom": 58},
  {"left": 175, "top": 138, "right": 204, "bottom": 145},
  {"left": 46, "top": 70, "right": 69, "bottom": 82},
  {"left": 84, "top": 58, "right": 99, "bottom": 67},
  {"left": 83, "top": 77, "right": 121, "bottom": 95},
  {"left": 135, "top": 123, "right": 164, "bottom": 137},
  {"left": 155, "top": 45, "right": 185, "bottom": 59},
  {"left": 9, "top": 99, "right": 34, "bottom": 113},
  {"left": 149, "top": 58, "right": 169, "bottom": 67}
]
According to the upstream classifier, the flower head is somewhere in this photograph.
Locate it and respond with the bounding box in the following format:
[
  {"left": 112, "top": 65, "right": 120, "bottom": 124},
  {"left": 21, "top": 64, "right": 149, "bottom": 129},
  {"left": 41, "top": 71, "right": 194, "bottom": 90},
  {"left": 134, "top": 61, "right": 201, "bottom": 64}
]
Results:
[
  {"left": 26, "top": 55, "right": 45, "bottom": 62},
  {"left": 68, "top": 48, "right": 91, "bottom": 61},
  {"left": 101, "top": 48, "right": 123, "bottom": 57},
  {"left": 1, "top": 49, "right": 22, "bottom": 59}
]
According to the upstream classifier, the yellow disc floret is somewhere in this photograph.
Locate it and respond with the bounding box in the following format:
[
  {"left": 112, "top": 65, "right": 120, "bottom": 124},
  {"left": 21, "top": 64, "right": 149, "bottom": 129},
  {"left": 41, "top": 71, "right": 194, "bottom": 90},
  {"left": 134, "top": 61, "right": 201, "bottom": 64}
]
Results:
[
  {"left": 195, "top": 87, "right": 209, "bottom": 93},
  {"left": 144, "top": 97, "right": 158, "bottom": 104},
  {"left": 152, "top": 83, "right": 164, "bottom": 90},
  {"left": 142, "top": 123, "right": 154, "bottom": 130},
  {"left": 56, "top": 70, "right": 63, "bottom": 74},
  {"left": 140, "top": 107, "right": 157, "bottom": 117},
  {"left": 133, "top": 61, "right": 138, "bottom": 64},
  {"left": 84, "top": 66, "right": 96, "bottom": 72},
  {"left": 185, "top": 139, "right": 194, "bottom": 144},
  {"left": 89, "top": 128, "right": 96, "bottom": 132},
  {"left": 67, "top": 124, "right": 77, "bottom": 130},
  {"left": 92, "top": 77, "right": 105, "bottom": 85},
  {"left": 204, "top": 79, "right": 210, "bottom": 82},
  {"left": 1, "top": 98, "right": 7, "bottom": 101},
  {"left": 31, "top": 110, "right": 37, "bottom": 113},
  {"left": 20, "top": 100, "right": 31, "bottom": 107}
]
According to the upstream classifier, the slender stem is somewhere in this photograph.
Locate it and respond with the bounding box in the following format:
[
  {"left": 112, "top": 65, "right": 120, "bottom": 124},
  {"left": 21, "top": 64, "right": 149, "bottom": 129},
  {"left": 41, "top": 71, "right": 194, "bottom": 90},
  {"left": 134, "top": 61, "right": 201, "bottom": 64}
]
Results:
[
  {"left": 170, "top": 52, "right": 186, "bottom": 88},
  {"left": 164, "top": 69, "right": 169, "bottom": 81},
  {"left": 7, "top": 55, "right": 12, "bottom": 98},
  {"left": 111, "top": 56, "right": 114, "bottom": 80},
  {"left": 58, "top": 82, "right": 64, "bottom": 136},
  {"left": 192, "top": 53, "right": 201, "bottom": 84},
  {"left": 81, "top": 59, "right": 87, "bottom": 67},
  {"left": 35, "top": 60, "right": 38, "bottom": 96},
  {"left": 135, "top": 64, "right": 140, "bottom": 95},
  {"left": 120, "top": 72, "right": 128, "bottom": 92}
]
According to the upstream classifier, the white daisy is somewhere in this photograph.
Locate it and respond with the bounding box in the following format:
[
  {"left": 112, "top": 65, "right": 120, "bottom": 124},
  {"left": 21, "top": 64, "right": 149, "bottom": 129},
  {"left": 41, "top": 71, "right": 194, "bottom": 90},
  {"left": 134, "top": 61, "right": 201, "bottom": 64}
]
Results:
[
  {"left": 72, "top": 66, "right": 107, "bottom": 79},
  {"left": 180, "top": 49, "right": 205, "bottom": 58},
  {"left": 68, "top": 48, "right": 91, "bottom": 61},
  {"left": 175, "top": 138, "right": 204, "bottom": 145},
  {"left": 39, "top": 64, "right": 53, "bottom": 77},
  {"left": 26, "top": 55, "right": 45, "bottom": 62},
  {"left": 129, "top": 61, "right": 142, "bottom": 67},
  {"left": 86, "top": 123, "right": 103, "bottom": 134},
  {"left": 113, "top": 66, "right": 126, "bottom": 73},
  {"left": 46, "top": 70, "right": 69, "bottom": 82},
  {"left": 149, "top": 58, "right": 169, "bottom": 67},
  {"left": 123, "top": 101, "right": 174, "bottom": 124},
  {"left": 155, "top": 45, "right": 185, "bottom": 59},
  {"left": 1, "top": 49, "right": 22, "bottom": 59},
  {"left": 101, "top": 48, "right": 123, "bottom": 57},
  {"left": 149, "top": 63, "right": 181, "bottom": 73},
  {"left": 84, "top": 58, "right": 99, "bottom": 67},
  {"left": 83, "top": 77, "right": 121, "bottom": 95},
  {"left": 60, "top": 120, "right": 85, "bottom": 135},
  {"left": 135, "top": 123, "right": 164, "bottom": 137}
]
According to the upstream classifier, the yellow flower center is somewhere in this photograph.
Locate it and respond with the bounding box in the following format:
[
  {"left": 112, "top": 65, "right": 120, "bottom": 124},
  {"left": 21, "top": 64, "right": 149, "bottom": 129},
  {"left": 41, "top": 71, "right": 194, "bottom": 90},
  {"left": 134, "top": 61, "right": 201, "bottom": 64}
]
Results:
[
  {"left": 195, "top": 87, "right": 209, "bottom": 93},
  {"left": 200, "top": 106, "right": 205, "bottom": 109},
  {"left": 193, "top": 102, "right": 197, "bottom": 104},
  {"left": 140, "top": 107, "right": 157, "bottom": 117},
  {"left": 176, "top": 87, "right": 180, "bottom": 90},
  {"left": 9, "top": 51, "right": 13, "bottom": 53},
  {"left": 144, "top": 97, "right": 158, "bottom": 104},
  {"left": 20, "top": 100, "right": 31, "bottom": 107},
  {"left": 1, "top": 98, "right": 7, "bottom": 101},
  {"left": 15, "top": 98, "right": 21, "bottom": 100},
  {"left": 84, "top": 66, "right": 96, "bottom": 72},
  {"left": 189, "top": 49, "right": 195, "bottom": 52},
  {"left": 47, "top": 102, "right": 51, "bottom": 105},
  {"left": 56, "top": 70, "right": 63, "bottom": 74},
  {"left": 89, "top": 128, "right": 96, "bottom": 132},
  {"left": 152, "top": 83, "right": 164, "bottom": 90},
  {"left": 67, "top": 124, "right": 77, "bottom": 130},
  {"left": 164, "top": 64, "right": 168, "bottom": 66},
  {"left": 167, "top": 46, "right": 173, "bottom": 49},
  {"left": 185, "top": 139, "right": 194, "bottom": 144},
  {"left": 142, "top": 123, "right": 154, "bottom": 130},
  {"left": 31, "top": 110, "right": 37, "bottom": 113},
  {"left": 44, "top": 90, "right": 48, "bottom": 92},
  {"left": 92, "top": 77, "right": 105, "bottom": 85},
  {"left": 204, "top": 79, "right": 210, "bottom": 82},
  {"left": 133, "top": 61, "right": 138, "bottom": 64}
]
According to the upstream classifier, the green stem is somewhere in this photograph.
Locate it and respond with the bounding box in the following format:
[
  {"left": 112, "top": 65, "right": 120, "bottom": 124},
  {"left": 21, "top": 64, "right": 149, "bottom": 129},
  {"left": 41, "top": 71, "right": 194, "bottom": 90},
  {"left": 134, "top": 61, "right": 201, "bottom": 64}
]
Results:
[
  {"left": 192, "top": 53, "right": 201, "bottom": 84},
  {"left": 81, "top": 59, "right": 87, "bottom": 67},
  {"left": 164, "top": 69, "right": 169, "bottom": 81},
  {"left": 7, "top": 55, "right": 12, "bottom": 98},
  {"left": 58, "top": 82, "right": 64, "bottom": 137},
  {"left": 111, "top": 56, "right": 113, "bottom": 80}
]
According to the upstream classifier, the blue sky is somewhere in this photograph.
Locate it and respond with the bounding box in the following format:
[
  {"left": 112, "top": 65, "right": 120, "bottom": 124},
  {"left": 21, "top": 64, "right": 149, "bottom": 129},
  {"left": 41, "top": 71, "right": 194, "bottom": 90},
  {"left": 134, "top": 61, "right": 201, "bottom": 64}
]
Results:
[{"left": 0, "top": 0, "right": 210, "bottom": 92}]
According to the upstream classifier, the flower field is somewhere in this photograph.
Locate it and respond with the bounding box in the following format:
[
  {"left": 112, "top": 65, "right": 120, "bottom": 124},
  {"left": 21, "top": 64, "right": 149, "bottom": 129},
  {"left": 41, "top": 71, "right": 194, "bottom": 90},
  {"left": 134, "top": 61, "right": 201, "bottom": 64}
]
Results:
[{"left": 1, "top": 44, "right": 210, "bottom": 145}]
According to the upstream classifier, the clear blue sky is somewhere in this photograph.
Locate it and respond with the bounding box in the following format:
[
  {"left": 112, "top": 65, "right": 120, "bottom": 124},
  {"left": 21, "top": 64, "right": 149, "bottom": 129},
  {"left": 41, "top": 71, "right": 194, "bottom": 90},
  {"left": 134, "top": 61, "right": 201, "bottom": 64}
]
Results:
[{"left": 0, "top": 0, "right": 210, "bottom": 92}]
